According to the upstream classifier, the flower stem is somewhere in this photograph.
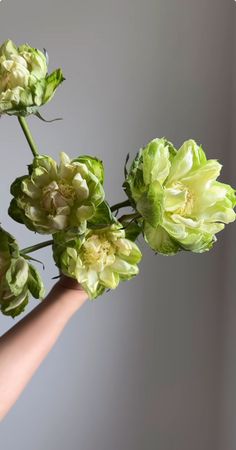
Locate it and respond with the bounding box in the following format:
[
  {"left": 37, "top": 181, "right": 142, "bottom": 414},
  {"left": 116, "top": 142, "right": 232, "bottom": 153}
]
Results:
[
  {"left": 118, "top": 212, "right": 140, "bottom": 223},
  {"left": 18, "top": 116, "right": 39, "bottom": 157},
  {"left": 110, "top": 199, "right": 130, "bottom": 212},
  {"left": 20, "top": 240, "right": 53, "bottom": 255}
]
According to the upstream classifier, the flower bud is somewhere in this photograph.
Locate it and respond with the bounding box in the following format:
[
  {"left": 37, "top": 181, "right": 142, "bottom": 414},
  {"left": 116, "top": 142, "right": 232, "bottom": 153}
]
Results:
[
  {"left": 0, "top": 39, "right": 64, "bottom": 116},
  {"left": 0, "top": 227, "right": 45, "bottom": 317}
]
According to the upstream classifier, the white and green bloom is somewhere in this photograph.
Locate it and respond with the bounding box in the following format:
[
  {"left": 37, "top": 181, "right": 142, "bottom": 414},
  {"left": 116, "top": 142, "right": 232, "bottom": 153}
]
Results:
[
  {"left": 9, "top": 152, "right": 105, "bottom": 234},
  {"left": 0, "top": 39, "right": 64, "bottom": 116},
  {"left": 52, "top": 223, "right": 142, "bottom": 298},
  {"left": 0, "top": 227, "right": 45, "bottom": 317},
  {"left": 124, "top": 138, "right": 236, "bottom": 254}
]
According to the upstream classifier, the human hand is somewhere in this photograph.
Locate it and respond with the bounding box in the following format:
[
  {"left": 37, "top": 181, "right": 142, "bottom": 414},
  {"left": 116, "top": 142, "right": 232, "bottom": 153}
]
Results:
[
  {"left": 52, "top": 274, "right": 88, "bottom": 310},
  {"left": 57, "top": 274, "right": 86, "bottom": 291}
]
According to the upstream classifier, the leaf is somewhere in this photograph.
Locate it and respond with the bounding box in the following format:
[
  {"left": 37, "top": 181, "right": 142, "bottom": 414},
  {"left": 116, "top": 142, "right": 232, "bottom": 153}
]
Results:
[
  {"left": 124, "top": 153, "right": 130, "bottom": 178},
  {"left": 43, "top": 68, "right": 65, "bottom": 104},
  {"left": 34, "top": 111, "right": 63, "bottom": 122},
  {"left": 21, "top": 253, "right": 45, "bottom": 269}
]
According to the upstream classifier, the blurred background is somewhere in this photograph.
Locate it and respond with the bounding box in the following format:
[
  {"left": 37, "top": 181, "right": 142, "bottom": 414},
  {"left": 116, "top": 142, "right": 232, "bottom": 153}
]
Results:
[{"left": 0, "top": 1, "right": 236, "bottom": 449}]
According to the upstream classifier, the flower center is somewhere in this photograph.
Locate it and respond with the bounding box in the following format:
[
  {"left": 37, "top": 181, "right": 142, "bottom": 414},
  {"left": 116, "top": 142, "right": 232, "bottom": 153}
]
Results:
[
  {"left": 82, "top": 234, "right": 115, "bottom": 269},
  {"left": 41, "top": 181, "right": 75, "bottom": 213},
  {"left": 58, "top": 182, "right": 75, "bottom": 199},
  {"left": 174, "top": 182, "right": 194, "bottom": 216}
]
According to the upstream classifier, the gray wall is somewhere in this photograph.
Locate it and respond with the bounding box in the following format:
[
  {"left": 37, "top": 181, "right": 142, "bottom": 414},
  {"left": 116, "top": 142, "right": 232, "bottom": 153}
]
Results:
[
  {"left": 220, "top": 7, "right": 236, "bottom": 450},
  {"left": 0, "top": 1, "right": 235, "bottom": 449}
]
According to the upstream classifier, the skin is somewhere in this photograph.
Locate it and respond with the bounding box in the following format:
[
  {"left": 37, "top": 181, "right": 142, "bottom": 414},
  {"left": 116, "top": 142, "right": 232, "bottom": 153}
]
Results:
[{"left": 0, "top": 275, "right": 88, "bottom": 421}]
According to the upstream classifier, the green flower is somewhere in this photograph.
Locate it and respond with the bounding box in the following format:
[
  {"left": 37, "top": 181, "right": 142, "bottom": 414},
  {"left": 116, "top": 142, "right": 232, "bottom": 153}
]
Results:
[
  {"left": 124, "top": 138, "right": 236, "bottom": 254},
  {"left": 52, "top": 223, "right": 142, "bottom": 299},
  {"left": 0, "top": 227, "right": 45, "bottom": 317},
  {"left": 0, "top": 39, "right": 64, "bottom": 116},
  {"left": 9, "top": 152, "right": 105, "bottom": 234}
]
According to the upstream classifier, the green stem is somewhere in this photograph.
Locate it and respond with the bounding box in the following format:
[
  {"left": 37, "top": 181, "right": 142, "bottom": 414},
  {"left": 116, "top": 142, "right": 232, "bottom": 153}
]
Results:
[
  {"left": 18, "top": 116, "right": 39, "bottom": 157},
  {"left": 111, "top": 199, "right": 130, "bottom": 212},
  {"left": 118, "top": 212, "right": 140, "bottom": 223},
  {"left": 20, "top": 239, "right": 53, "bottom": 255}
]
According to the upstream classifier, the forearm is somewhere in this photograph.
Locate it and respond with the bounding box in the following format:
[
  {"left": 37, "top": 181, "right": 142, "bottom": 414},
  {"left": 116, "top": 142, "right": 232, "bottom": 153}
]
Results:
[{"left": 0, "top": 280, "right": 87, "bottom": 421}]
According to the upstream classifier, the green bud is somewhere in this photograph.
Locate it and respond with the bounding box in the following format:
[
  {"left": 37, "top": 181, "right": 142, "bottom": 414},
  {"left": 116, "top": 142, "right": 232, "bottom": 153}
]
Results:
[
  {"left": 0, "top": 39, "right": 64, "bottom": 116},
  {"left": 0, "top": 227, "right": 45, "bottom": 317}
]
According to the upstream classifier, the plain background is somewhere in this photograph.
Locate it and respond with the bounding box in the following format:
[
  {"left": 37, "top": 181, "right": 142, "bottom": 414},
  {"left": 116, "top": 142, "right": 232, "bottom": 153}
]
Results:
[{"left": 0, "top": 1, "right": 236, "bottom": 449}]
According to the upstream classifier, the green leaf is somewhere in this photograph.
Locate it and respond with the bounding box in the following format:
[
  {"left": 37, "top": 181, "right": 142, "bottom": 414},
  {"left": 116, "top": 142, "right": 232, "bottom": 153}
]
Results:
[
  {"left": 124, "top": 153, "right": 130, "bottom": 178},
  {"left": 43, "top": 68, "right": 65, "bottom": 104},
  {"left": 34, "top": 111, "right": 63, "bottom": 122}
]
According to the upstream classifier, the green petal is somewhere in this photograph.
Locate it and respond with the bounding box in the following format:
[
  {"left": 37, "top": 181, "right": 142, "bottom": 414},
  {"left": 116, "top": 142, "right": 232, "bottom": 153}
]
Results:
[
  {"left": 84, "top": 269, "right": 99, "bottom": 293},
  {"left": 0, "top": 40, "right": 18, "bottom": 58},
  {"left": 144, "top": 222, "right": 180, "bottom": 255},
  {"left": 142, "top": 138, "right": 172, "bottom": 185},
  {"left": 21, "top": 179, "right": 41, "bottom": 199},
  {"left": 50, "top": 214, "right": 69, "bottom": 230},
  {"left": 88, "top": 201, "right": 115, "bottom": 227},
  {"left": 182, "top": 160, "right": 222, "bottom": 192},
  {"left": 99, "top": 267, "right": 119, "bottom": 289},
  {"left": 164, "top": 187, "right": 186, "bottom": 212},
  {"left": 0, "top": 288, "right": 29, "bottom": 318},
  {"left": 10, "top": 175, "right": 28, "bottom": 197},
  {"left": 166, "top": 140, "right": 207, "bottom": 185},
  {"left": 117, "top": 240, "right": 142, "bottom": 264},
  {"left": 162, "top": 216, "right": 186, "bottom": 240},
  {"left": 136, "top": 180, "right": 164, "bottom": 227},
  {"left": 171, "top": 214, "right": 202, "bottom": 229},
  {"left": 27, "top": 264, "right": 45, "bottom": 299},
  {"left": 76, "top": 205, "right": 95, "bottom": 221},
  {"left": 5, "top": 257, "right": 29, "bottom": 296},
  {"left": 110, "top": 257, "right": 139, "bottom": 276},
  {"left": 177, "top": 230, "right": 215, "bottom": 253},
  {"left": 200, "top": 222, "right": 225, "bottom": 234},
  {"left": 72, "top": 155, "right": 104, "bottom": 184},
  {"left": 202, "top": 203, "right": 236, "bottom": 224},
  {"left": 72, "top": 173, "right": 89, "bottom": 199}
]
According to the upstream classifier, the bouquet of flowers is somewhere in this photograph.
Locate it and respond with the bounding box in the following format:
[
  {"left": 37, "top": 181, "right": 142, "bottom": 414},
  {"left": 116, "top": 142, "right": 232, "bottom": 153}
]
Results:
[{"left": 0, "top": 39, "right": 235, "bottom": 318}]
